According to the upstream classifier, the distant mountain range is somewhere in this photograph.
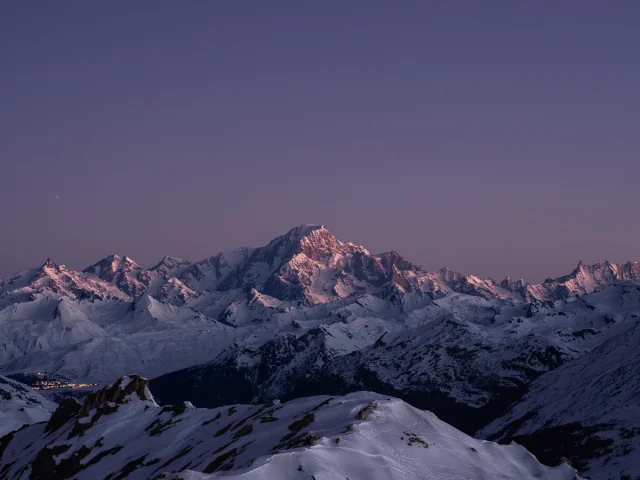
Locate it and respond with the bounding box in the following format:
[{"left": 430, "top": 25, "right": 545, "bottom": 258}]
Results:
[
  {"left": 4, "top": 225, "right": 639, "bottom": 307},
  {"left": 1, "top": 225, "right": 639, "bottom": 479}
]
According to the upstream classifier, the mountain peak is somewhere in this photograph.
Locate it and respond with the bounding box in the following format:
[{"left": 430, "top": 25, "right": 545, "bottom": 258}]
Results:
[
  {"left": 77, "top": 375, "right": 156, "bottom": 419},
  {"left": 40, "top": 257, "right": 60, "bottom": 270},
  {"left": 290, "top": 224, "right": 368, "bottom": 261},
  {"left": 284, "top": 224, "right": 326, "bottom": 241},
  {"left": 258, "top": 225, "right": 339, "bottom": 265},
  {"left": 84, "top": 254, "right": 140, "bottom": 276},
  {"left": 101, "top": 254, "right": 124, "bottom": 264}
]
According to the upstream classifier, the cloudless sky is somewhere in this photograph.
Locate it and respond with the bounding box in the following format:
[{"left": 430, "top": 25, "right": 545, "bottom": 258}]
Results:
[{"left": 1, "top": 1, "right": 639, "bottom": 282}]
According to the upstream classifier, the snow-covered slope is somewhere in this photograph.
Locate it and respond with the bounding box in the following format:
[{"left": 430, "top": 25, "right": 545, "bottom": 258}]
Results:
[
  {"left": 0, "top": 295, "right": 239, "bottom": 383},
  {"left": 479, "top": 318, "right": 640, "bottom": 480},
  {"left": 0, "top": 376, "right": 57, "bottom": 437},
  {"left": 176, "top": 225, "right": 427, "bottom": 304},
  {"left": 1, "top": 224, "right": 639, "bottom": 477},
  {"left": 0, "top": 258, "right": 131, "bottom": 305},
  {"left": 149, "top": 284, "right": 640, "bottom": 434},
  {"left": 1, "top": 226, "right": 639, "bottom": 434},
  {"left": 0, "top": 376, "right": 578, "bottom": 480},
  {"left": 83, "top": 254, "right": 196, "bottom": 303},
  {"left": 4, "top": 226, "right": 640, "bottom": 309},
  {"left": 149, "top": 256, "right": 192, "bottom": 276},
  {"left": 0, "top": 238, "right": 640, "bottom": 432}
]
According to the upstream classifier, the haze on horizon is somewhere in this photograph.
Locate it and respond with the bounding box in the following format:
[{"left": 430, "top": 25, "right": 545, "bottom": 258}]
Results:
[{"left": 1, "top": 2, "right": 639, "bottom": 283}]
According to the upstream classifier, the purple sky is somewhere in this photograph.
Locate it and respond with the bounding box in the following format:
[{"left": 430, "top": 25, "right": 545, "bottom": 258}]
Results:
[{"left": 1, "top": 2, "right": 639, "bottom": 282}]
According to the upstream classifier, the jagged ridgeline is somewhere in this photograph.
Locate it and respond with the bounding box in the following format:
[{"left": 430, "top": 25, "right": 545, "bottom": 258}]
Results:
[
  {"left": 1, "top": 225, "right": 640, "bottom": 478},
  {"left": 0, "top": 375, "right": 578, "bottom": 480}
]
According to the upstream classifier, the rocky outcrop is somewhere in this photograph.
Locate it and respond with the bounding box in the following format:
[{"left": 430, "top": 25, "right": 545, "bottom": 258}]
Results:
[
  {"left": 83, "top": 255, "right": 150, "bottom": 297},
  {"left": 45, "top": 398, "right": 81, "bottom": 434},
  {"left": 0, "top": 389, "right": 577, "bottom": 480},
  {"left": 78, "top": 375, "right": 155, "bottom": 418}
]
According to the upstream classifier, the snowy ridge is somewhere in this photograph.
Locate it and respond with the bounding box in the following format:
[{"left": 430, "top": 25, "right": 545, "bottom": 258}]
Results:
[
  {"left": 1, "top": 225, "right": 639, "bottom": 478},
  {"left": 480, "top": 317, "right": 640, "bottom": 479},
  {"left": 3, "top": 226, "right": 640, "bottom": 307},
  {"left": 149, "top": 256, "right": 191, "bottom": 276},
  {"left": 0, "top": 258, "right": 132, "bottom": 304},
  {"left": 0, "top": 376, "right": 578, "bottom": 480},
  {"left": 0, "top": 376, "right": 56, "bottom": 437},
  {"left": 149, "top": 284, "right": 640, "bottom": 435}
]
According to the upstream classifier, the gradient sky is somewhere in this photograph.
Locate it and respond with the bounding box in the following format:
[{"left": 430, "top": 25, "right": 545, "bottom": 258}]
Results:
[{"left": 1, "top": 1, "right": 639, "bottom": 282}]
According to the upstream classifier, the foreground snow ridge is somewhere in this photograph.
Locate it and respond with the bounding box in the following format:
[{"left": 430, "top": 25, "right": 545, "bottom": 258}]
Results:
[{"left": 0, "top": 376, "right": 577, "bottom": 480}]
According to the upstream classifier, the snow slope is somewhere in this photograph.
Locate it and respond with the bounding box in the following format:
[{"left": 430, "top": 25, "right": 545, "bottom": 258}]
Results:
[
  {"left": 149, "top": 283, "right": 640, "bottom": 434},
  {"left": 0, "top": 376, "right": 578, "bottom": 480},
  {"left": 3, "top": 226, "right": 640, "bottom": 310},
  {"left": 0, "top": 295, "right": 239, "bottom": 382},
  {"left": 0, "top": 224, "right": 639, "bottom": 477},
  {"left": 479, "top": 319, "right": 640, "bottom": 480},
  {"left": 0, "top": 376, "right": 56, "bottom": 437}
]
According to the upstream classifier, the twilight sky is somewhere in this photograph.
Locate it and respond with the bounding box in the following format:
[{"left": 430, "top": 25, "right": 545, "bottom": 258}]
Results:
[{"left": 1, "top": 2, "right": 639, "bottom": 282}]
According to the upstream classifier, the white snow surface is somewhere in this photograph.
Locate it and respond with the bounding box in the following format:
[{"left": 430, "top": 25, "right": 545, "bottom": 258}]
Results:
[
  {"left": 0, "top": 386, "right": 578, "bottom": 480},
  {"left": 0, "top": 375, "right": 57, "bottom": 437},
  {"left": 0, "top": 226, "right": 639, "bottom": 402},
  {"left": 0, "top": 225, "right": 638, "bottom": 478},
  {"left": 480, "top": 318, "right": 640, "bottom": 480}
]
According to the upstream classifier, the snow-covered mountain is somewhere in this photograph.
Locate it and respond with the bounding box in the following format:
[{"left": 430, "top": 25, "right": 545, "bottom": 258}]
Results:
[
  {"left": 0, "top": 375, "right": 578, "bottom": 480},
  {"left": 1, "top": 224, "right": 639, "bottom": 478},
  {"left": 479, "top": 318, "right": 640, "bottom": 480},
  {"left": 0, "top": 258, "right": 131, "bottom": 304},
  {"left": 149, "top": 284, "right": 640, "bottom": 435},
  {"left": 1, "top": 226, "right": 639, "bottom": 412},
  {"left": 4, "top": 225, "right": 638, "bottom": 309},
  {"left": 175, "top": 224, "right": 426, "bottom": 304},
  {"left": 0, "top": 376, "right": 56, "bottom": 437}
]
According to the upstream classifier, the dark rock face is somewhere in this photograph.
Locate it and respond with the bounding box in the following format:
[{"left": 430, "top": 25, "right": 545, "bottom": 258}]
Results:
[
  {"left": 180, "top": 263, "right": 206, "bottom": 285},
  {"left": 499, "top": 422, "right": 616, "bottom": 473},
  {"left": 83, "top": 255, "right": 121, "bottom": 282},
  {"left": 149, "top": 256, "right": 191, "bottom": 274},
  {"left": 292, "top": 328, "right": 566, "bottom": 433},
  {"left": 526, "top": 300, "right": 554, "bottom": 318},
  {"left": 149, "top": 320, "right": 568, "bottom": 434},
  {"left": 149, "top": 361, "right": 255, "bottom": 409},
  {"left": 150, "top": 329, "right": 329, "bottom": 408},
  {"left": 351, "top": 252, "right": 412, "bottom": 290},
  {"left": 45, "top": 398, "right": 81, "bottom": 434},
  {"left": 0, "top": 377, "right": 156, "bottom": 480},
  {"left": 64, "top": 376, "right": 154, "bottom": 439},
  {"left": 78, "top": 375, "right": 150, "bottom": 418},
  {"left": 0, "top": 431, "right": 14, "bottom": 462},
  {"left": 29, "top": 443, "right": 95, "bottom": 480},
  {"left": 261, "top": 262, "right": 312, "bottom": 302}
]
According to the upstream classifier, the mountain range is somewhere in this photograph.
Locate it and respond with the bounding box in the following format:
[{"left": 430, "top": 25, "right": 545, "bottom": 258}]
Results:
[{"left": 1, "top": 224, "right": 639, "bottom": 479}]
